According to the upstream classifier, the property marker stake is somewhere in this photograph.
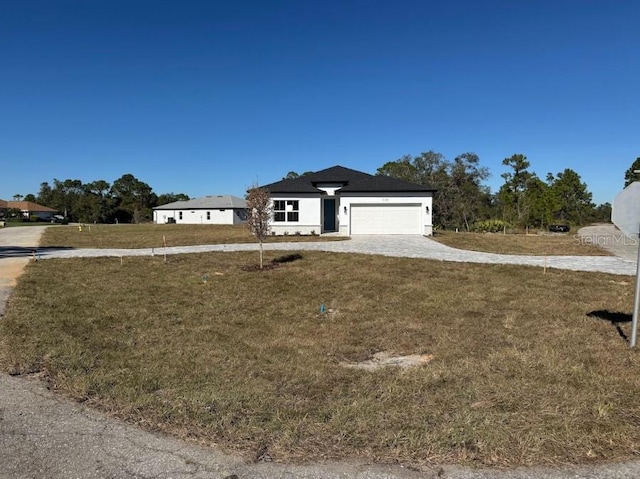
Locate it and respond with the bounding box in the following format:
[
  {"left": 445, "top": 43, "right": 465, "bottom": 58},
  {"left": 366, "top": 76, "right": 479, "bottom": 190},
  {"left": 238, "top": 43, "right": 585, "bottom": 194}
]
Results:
[
  {"left": 120, "top": 256, "right": 123, "bottom": 266},
  {"left": 631, "top": 225, "right": 640, "bottom": 347}
]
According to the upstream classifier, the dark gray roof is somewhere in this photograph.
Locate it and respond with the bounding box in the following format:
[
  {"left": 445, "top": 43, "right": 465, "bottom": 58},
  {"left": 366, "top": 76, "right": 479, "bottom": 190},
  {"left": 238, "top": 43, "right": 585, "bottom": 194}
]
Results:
[
  {"left": 260, "top": 165, "right": 436, "bottom": 194},
  {"left": 153, "top": 195, "right": 246, "bottom": 210}
]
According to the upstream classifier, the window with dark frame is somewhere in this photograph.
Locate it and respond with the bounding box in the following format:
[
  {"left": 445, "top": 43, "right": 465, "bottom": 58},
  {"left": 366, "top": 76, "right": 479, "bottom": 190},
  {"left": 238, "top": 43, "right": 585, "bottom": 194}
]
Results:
[
  {"left": 206, "top": 211, "right": 210, "bottom": 220},
  {"left": 287, "top": 200, "right": 299, "bottom": 222},
  {"left": 179, "top": 211, "right": 183, "bottom": 220},
  {"left": 273, "top": 200, "right": 299, "bottom": 222},
  {"left": 273, "top": 200, "right": 286, "bottom": 222}
]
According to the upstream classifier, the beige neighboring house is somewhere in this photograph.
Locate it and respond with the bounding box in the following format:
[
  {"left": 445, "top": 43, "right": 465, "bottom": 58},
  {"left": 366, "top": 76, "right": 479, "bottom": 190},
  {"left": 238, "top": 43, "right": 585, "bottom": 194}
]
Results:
[{"left": 0, "top": 200, "right": 57, "bottom": 221}]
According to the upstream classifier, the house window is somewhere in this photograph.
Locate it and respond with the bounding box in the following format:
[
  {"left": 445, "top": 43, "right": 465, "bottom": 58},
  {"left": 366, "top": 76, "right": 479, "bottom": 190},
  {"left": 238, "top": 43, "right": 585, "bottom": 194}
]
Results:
[
  {"left": 273, "top": 200, "right": 286, "bottom": 222},
  {"left": 179, "top": 212, "right": 183, "bottom": 220},
  {"left": 273, "top": 200, "right": 299, "bottom": 222},
  {"left": 287, "top": 200, "right": 299, "bottom": 222},
  {"left": 206, "top": 211, "right": 210, "bottom": 220}
]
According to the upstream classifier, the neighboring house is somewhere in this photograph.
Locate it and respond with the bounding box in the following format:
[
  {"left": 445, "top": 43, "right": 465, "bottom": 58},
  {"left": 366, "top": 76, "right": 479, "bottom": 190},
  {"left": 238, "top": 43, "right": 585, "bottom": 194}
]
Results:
[
  {"left": 0, "top": 200, "right": 57, "bottom": 220},
  {"left": 152, "top": 195, "right": 247, "bottom": 225},
  {"left": 259, "top": 165, "right": 436, "bottom": 235}
]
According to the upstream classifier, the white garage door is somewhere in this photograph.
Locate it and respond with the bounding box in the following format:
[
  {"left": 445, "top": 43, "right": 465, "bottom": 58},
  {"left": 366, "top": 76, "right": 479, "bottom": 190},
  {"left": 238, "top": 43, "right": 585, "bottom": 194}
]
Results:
[{"left": 350, "top": 204, "right": 421, "bottom": 234}]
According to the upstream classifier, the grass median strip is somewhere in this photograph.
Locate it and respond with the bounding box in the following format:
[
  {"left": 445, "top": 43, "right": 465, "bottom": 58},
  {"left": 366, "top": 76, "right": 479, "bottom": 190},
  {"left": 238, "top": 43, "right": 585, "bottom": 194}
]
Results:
[
  {"left": 432, "top": 230, "right": 609, "bottom": 256},
  {"left": 41, "top": 224, "right": 346, "bottom": 249},
  {"left": 1, "top": 251, "right": 639, "bottom": 467}
]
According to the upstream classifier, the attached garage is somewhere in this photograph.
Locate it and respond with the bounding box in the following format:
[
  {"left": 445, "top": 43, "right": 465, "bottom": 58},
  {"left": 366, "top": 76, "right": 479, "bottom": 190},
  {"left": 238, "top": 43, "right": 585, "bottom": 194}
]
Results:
[{"left": 350, "top": 203, "right": 422, "bottom": 235}]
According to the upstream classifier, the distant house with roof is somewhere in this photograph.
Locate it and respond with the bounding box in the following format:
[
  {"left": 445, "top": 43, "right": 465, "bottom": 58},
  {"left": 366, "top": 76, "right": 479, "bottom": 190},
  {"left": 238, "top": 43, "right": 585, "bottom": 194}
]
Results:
[
  {"left": 0, "top": 200, "right": 57, "bottom": 221},
  {"left": 152, "top": 195, "right": 247, "bottom": 225}
]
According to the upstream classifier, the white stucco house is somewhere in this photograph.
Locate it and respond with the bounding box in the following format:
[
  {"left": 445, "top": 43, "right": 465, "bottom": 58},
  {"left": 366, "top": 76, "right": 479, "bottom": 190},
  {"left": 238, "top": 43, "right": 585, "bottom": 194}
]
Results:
[
  {"left": 259, "top": 165, "right": 435, "bottom": 235},
  {"left": 152, "top": 195, "right": 247, "bottom": 225}
]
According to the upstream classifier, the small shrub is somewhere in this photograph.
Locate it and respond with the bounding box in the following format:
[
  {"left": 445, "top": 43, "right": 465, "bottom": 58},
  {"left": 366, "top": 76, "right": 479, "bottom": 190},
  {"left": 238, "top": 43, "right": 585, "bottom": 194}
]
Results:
[
  {"left": 29, "top": 215, "right": 40, "bottom": 223},
  {"left": 310, "top": 230, "right": 316, "bottom": 236},
  {"left": 294, "top": 231, "right": 301, "bottom": 236},
  {"left": 472, "top": 219, "right": 509, "bottom": 233}
]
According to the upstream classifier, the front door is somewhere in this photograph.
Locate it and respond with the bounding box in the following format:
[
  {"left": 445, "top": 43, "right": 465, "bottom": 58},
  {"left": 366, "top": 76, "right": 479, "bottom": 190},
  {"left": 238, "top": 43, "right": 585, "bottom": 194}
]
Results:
[{"left": 323, "top": 198, "right": 336, "bottom": 232}]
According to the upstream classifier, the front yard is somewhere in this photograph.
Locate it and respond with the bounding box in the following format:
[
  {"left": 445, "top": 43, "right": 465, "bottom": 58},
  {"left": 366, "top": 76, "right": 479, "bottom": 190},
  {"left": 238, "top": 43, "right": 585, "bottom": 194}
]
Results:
[{"left": 1, "top": 250, "right": 638, "bottom": 468}]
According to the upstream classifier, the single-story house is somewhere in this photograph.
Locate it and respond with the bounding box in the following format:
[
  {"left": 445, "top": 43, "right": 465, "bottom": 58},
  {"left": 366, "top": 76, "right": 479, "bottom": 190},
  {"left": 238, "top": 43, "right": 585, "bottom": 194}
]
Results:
[
  {"left": 0, "top": 200, "right": 57, "bottom": 221},
  {"left": 152, "top": 195, "right": 247, "bottom": 225},
  {"left": 259, "top": 165, "right": 436, "bottom": 235}
]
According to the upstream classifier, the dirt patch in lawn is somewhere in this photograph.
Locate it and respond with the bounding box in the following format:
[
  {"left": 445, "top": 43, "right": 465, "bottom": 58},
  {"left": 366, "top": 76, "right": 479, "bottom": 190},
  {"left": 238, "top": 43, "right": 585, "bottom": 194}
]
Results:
[{"left": 340, "top": 351, "right": 435, "bottom": 371}]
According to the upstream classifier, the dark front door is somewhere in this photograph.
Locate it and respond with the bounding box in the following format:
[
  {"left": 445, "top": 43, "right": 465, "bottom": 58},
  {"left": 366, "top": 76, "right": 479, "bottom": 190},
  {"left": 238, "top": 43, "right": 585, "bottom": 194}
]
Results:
[{"left": 323, "top": 198, "right": 336, "bottom": 232}]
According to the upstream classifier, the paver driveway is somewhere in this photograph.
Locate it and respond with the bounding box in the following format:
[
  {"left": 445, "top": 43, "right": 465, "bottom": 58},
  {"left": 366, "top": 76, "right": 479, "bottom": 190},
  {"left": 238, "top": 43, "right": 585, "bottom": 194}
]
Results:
[{"left": 37, "top": 231, "right": 637, "bottom": 275}]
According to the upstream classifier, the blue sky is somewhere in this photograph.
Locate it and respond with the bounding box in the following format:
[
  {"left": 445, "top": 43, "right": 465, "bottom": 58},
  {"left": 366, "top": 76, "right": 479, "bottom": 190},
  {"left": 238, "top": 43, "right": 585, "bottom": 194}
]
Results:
[{"left": 2, "top": 0, "right": 638, "bottom": 205}]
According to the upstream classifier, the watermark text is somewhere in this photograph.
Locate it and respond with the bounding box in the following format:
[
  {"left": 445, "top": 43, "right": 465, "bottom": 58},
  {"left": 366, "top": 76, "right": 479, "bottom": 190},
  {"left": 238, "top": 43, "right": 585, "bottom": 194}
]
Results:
[{"left": 573, "top": 233, "right": 639, "bottom": 247}]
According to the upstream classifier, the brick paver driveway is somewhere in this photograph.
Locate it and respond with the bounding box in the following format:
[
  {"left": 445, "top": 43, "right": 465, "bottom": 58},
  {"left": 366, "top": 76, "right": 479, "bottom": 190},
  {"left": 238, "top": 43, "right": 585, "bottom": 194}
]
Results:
[{"left": 37, "top": 232, "right": 637, "bottom": 275}]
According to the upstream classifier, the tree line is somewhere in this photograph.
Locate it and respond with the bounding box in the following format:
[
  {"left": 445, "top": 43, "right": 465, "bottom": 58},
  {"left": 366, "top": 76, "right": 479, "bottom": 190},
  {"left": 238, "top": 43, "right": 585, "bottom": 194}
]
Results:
[
  {"left": 377, "top": 151, "right": 615, "bottom": 231},
  {"left": 8, "top": 174, "right": 189, "bottom": 224},
  {"left": 8, "top": 153, "right": 630, "bottom": 228}
]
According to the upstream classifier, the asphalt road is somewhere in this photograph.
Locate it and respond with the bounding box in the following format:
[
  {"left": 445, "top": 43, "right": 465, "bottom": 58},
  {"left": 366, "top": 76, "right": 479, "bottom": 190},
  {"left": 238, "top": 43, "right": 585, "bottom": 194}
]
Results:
[
  {"left": 0, "top": 226, "right": 49, "bottom": 316},
  {"left": 2, "top": 224, "right": 640, "bottom": 479}
]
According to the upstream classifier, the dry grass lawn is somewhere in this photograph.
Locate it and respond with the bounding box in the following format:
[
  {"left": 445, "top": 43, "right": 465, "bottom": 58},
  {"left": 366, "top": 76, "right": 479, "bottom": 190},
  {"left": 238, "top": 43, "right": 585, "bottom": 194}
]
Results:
[
  {"left": 433, "top": 230, "right": 610, "bottom": 256},
  {"left": 41, "top": 224, "right": 345, "bottom": 249},
  {"left": 2, "top": 250, "right": 639, "bottom": 468}
]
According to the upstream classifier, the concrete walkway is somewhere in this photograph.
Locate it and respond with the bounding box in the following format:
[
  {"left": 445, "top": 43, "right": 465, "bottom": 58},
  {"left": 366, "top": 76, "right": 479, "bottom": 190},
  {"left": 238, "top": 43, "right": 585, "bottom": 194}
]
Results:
[{"left": 3, "top": 225, "right": 640, "bottom": 478}]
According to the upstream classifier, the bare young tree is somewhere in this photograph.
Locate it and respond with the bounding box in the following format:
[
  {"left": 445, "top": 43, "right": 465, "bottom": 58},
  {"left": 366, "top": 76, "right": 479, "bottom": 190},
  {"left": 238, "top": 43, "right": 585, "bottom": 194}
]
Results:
[{"left": 245, "top": 185, "right": 272, "bottom": 269}]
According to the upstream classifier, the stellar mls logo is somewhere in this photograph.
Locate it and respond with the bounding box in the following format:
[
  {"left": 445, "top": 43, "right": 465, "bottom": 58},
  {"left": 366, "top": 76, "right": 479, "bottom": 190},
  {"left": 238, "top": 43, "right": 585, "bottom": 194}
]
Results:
[{"left": 574, "top": 234, "right": 639, "bottom": 247}]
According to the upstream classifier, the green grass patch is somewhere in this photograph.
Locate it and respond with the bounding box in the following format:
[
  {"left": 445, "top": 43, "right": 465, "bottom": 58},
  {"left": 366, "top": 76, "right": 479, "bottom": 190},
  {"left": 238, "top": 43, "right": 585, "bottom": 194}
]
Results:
[
  {"left": 433, "top": 230, "right": 610, "bottom": 256},
  {"left": 1, "top": 252, "right": 639, "bottom": 467}
]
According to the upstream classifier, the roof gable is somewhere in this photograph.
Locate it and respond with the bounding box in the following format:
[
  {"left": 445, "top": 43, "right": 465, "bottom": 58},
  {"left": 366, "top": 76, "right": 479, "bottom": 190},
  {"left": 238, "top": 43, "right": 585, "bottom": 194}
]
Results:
[
  {"left": 260, "top": 165, "right": 435, "bottom": 194},
  {"left": 260, "top": 165, "right": 371, "bottom": 193}
]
